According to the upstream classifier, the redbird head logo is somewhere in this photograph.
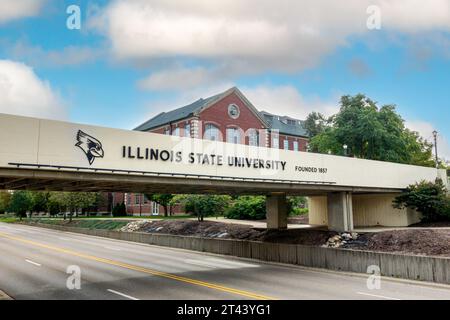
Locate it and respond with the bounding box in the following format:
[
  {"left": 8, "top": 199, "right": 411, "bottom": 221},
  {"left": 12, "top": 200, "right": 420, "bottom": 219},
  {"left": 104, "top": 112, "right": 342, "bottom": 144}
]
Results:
[{"left": 75, "top": 130, "right": 104, "bottom": 165}]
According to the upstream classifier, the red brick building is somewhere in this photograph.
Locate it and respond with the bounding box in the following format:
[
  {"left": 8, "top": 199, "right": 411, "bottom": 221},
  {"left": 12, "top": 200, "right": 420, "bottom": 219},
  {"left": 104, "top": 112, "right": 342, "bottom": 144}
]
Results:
[{"left": 115, "top": 87, "right": 309, "bottom": 216}]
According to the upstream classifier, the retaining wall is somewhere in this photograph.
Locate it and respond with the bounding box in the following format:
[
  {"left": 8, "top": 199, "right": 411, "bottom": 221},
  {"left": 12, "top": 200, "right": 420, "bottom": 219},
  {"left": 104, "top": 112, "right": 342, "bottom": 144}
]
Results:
[{"left": 24, "top": 222, "right": 450, "bottom": 285}]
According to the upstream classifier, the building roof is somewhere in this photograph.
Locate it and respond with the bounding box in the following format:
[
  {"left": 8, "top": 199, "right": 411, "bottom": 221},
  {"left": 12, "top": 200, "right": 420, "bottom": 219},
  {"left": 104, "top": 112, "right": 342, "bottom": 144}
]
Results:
[
  {"left": 259, "top": 111, "right": 309, "bottom": 138},
  {"left": 134, "top": 92, "right": 223, "bottom": 131},
  {"left": 134, "top": 87, "right": 309, "bottom": 138}
]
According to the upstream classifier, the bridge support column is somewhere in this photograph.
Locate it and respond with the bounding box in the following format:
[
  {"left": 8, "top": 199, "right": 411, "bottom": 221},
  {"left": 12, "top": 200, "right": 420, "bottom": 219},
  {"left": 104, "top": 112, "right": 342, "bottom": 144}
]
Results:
[
  {"left": 266, "top": 193, "right": 288, "bottom": 230},
  {"left": 327, "top": 192, "right": 354, "bottom": 232}
]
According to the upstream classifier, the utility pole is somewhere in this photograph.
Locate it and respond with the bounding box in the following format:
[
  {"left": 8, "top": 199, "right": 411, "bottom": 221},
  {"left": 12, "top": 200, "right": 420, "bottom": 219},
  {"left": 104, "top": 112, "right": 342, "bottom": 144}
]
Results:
[{"left": 433, "top": 130, "right": 438, "bottom": 169}]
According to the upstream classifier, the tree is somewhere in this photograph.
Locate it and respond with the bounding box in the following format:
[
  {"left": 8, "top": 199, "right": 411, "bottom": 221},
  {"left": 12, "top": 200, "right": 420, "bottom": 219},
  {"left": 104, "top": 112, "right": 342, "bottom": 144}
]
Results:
[
  {"left": 309, "top": 94, "right": 436, "bottom": 166},
  {"left": 178, "top": 195, "right": 231, "bottom": 221},
  {"left": 0, "top": 191, "right": 11, "bottom": 214},
  {"left": 30, "top": 192, "right": 49, "bottom": 214},
  {"left": 304, "top": 112, "right": 329, "bottom": 139},
  {"left": 8, "top": 191, "right": 32, "bottom": 220},
  {"left": 144, "top": 194, "right": 174, "bottom": 217},
  {"left": 393, "top": 179, "right": 450, "bottom": 222}
]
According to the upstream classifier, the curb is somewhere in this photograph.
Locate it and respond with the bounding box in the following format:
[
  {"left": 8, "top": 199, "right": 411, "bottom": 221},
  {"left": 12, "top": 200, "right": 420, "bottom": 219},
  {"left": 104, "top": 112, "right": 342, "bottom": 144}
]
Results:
[{"left": 0, "top": 290, "right": 12, "bottom": 300}]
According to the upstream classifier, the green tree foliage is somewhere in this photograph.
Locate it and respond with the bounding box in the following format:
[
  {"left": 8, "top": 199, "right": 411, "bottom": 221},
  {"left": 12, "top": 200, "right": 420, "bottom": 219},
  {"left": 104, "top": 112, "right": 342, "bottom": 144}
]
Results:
[
  {"left": 46, "top": 192, "right": 98, "bottom": 221},
  {"left": 8, "top": 191, "right": 32, "bottom": 220},
  {"left": 287, "top": 196, "right": 308, "bottom": 216},
  {"left": 226, "top": 196, "right": 308, "bottom": 220},
  {"left": 226, "top": 196, "right": 266, "bottom": 220},
  {"left": 0, "top": 191, "right": 11, "bottom": 214},
  {"left": 30, "top": 192, "right": 49, "bottom": 213},
  {"left": 304, "top": 112, "right": 329, "bottom": 138},
  {"left": 144, "top": 194, "right": 174, "bottom": 217},
  {"left": 308, "top": 94, "right": 436, "bottom": 166},
  {"left": 178, "top": 195, "right": 231, "bottom": 221},
  {"left": 112, "top": 202, "right": 127, "bottom": 217},
  {"left": 393, "top": 179, "right": 450, "bottom": 222}
]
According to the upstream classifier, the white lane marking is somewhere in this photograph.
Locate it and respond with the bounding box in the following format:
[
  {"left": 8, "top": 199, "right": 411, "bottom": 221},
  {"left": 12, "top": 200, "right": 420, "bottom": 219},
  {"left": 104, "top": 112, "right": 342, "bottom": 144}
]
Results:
[
  {"left": 184, "top": 258, "right": 260, "bottom": 269},
  {"left": 103, "top": 246, "right": 121, "bottom": 251},
  {"left": 184, "top": 259, "right": 220, "bottom": 269},
  {"left": 204, "top": 258, "right": 259, "bottom": 268},
  {"left": 59, "top": 237, "right": 70, "bottom": 241},
  {"left": 25, "top": 259, "right": 41, "bottom": 267},
  {"left": 356, "top": 291, "right": 401, "bottom": 300},
  {"left": 107, "top": 289, "right": 139, "bottom": 300}
]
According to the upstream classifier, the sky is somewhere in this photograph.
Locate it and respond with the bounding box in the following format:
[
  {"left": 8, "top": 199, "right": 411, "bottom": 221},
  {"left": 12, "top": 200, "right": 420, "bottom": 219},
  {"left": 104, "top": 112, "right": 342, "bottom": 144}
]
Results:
[{"left": 0, "top": 0, "right": 449, "bottom": 160}]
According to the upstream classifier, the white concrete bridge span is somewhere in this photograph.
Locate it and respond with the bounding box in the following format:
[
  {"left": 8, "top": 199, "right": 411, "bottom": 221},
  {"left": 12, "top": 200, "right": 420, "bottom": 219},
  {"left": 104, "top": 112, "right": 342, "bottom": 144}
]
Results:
[{"left": 0, "top": 113, "right": 447, "bottom": 231}]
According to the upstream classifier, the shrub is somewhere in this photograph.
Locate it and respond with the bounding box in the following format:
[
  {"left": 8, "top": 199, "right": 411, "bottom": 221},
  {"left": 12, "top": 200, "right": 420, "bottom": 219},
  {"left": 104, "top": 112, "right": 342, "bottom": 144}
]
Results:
[
  {"left": 226, "top": 196, "right": 266, "bottom": 220},
  {"left": 226, "top": 196, "right": 307, "bottom": 220},
  {"left": 112, "top": 202, "right": 127, "bottom": 217},
  {"left": 179, "top": 195, "right": 231, "bottom": 221},
  {"left": 393, "top": 178, "right": 450, "bottom": 222}
]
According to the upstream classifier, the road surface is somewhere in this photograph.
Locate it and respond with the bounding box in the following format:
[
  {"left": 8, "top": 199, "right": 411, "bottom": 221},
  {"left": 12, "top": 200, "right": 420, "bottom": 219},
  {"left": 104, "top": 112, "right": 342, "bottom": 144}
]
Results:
[{"left": 0, "top": 222, "right": 449, "bottom": 300}]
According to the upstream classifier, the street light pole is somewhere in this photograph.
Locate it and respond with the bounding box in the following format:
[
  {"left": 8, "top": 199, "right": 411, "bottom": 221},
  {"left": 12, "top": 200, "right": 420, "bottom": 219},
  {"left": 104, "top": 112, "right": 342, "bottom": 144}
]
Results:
[{"left": 433, "top": 130, "right": 438, "bottom": 169}]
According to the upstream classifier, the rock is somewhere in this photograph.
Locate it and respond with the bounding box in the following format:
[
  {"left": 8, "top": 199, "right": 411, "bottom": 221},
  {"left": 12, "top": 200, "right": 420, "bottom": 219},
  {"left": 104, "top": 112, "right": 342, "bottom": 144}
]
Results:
[
  {"left": 120, "top": 220, "right": 151, "bottom": 232},
  {"left": 217, "top": 232, "right": 229, "bottom": 238},
  {"left": 155, "top": 227, "right": 164, "bottom": 232}
]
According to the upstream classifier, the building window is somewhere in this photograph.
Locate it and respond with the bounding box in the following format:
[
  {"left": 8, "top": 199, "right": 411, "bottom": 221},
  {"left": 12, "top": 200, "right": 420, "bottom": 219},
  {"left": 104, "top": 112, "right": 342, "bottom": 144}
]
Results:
[
  {"left": 248, "top": 129, "right": 259, "bottom": 146},
  {"left": 226, "top": 127, "right": 241, "bottom": 144},
  {"left": 293, "top": 141, "right": 299, "bottom": 151},
  {"left": 173, "top": 127, "right": 180, "bottom": 136},
  {"left": 204, "top": 123, "right": 221, "bottom": 141},
  {"left": 287, "top": 119, "right": 296, "bottom": 125},
  {"left": 185, "top": 122, "right": 191, "bottom": 137},
  {"left": 284, "top": 139, "right": 289, "bottom": 150},
  {"left": 272, "top": 135, "right": 279, "bottom": 149},
  {"left": 228, "top": 104, "right": 240, "bottom": 119},
  {"left": 151, "top": 202, "right": 159, "bottom": 215},
  {"left": 135, "top": 194, "right": 141, "bottom": 205}
]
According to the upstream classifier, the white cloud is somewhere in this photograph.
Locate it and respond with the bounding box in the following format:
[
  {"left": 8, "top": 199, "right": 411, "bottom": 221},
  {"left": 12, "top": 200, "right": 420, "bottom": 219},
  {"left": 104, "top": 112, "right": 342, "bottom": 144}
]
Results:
[
  {"left": 406, "top": 120, "right": 450, "bottom": 160},
  {"left": 138, "top": 66, "right": 225, "bottom": 91},
  {"left": 8, "top": 41, "right": 103, "bottom": 68},
  {"left": 88, "top": 0, "right": 450, "bottom": 91},
  {"left": 0, "top": 0, "right": 44, "bottom": 23},
  {"left": 241, "top": 85, "right": 339, "bottom": 120},
  {"left": 0, "top": 60, "right": 66, "bottom": 120}
]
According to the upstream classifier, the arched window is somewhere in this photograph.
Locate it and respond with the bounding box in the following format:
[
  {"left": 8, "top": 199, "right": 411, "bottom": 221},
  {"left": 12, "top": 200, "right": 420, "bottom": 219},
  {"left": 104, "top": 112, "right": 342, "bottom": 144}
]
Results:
[
  {"left": 227, "top": 127, "right": 241, "bottom": 144},
  {"left": 248, "top": 129, "right": 259, "bottom": 146},
  {"left": 204, "top": 123, "right": 221, "bottom": 141}
]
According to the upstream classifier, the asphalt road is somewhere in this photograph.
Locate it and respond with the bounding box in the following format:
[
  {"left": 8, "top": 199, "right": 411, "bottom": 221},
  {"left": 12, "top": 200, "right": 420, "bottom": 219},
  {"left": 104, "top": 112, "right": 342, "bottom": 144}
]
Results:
[{"left": 0, "top": 222, "right": 449, "bottom": 300}]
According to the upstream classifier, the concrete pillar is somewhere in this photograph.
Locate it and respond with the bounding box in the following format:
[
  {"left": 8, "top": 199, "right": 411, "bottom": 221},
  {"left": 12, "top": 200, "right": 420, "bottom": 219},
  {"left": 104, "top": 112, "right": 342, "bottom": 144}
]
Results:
[
  {"left": 327, "top": 192, "right": 354, "bottom": 232},
  {"left": 266, "top": 193, "right": 288, "bottom": 230}
]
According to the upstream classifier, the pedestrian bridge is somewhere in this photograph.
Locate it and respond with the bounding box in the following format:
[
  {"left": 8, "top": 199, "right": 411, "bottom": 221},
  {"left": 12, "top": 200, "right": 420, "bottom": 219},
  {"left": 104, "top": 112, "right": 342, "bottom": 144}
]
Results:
[{"left": 0, "top": 113, "right": 447, "bottom": 231}]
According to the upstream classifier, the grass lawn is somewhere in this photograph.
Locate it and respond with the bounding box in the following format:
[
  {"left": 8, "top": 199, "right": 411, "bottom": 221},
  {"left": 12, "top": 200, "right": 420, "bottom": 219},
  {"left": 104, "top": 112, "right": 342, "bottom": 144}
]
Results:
[
  {"left": 66, "top": 214, "right": 194, "bottom": 220},
  {"left": 0, "top": 216, "right": 19, "bottom": 223},
  {"left": 28, "top": 218, "right": 130, "bottom": 230}
]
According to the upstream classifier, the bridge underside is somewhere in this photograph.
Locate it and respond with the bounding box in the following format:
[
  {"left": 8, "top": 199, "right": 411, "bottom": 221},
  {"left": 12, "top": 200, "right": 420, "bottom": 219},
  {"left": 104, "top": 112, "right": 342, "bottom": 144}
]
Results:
[{"left": 0, "top": 168, "right": 402, "bottom": 196}]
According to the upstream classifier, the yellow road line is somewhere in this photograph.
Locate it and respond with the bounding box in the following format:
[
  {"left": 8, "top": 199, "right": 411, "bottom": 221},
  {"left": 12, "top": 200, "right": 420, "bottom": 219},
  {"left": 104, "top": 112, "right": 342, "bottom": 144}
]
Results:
[{"left": 0, "top": 231, "right": 276, "bottom": 300}]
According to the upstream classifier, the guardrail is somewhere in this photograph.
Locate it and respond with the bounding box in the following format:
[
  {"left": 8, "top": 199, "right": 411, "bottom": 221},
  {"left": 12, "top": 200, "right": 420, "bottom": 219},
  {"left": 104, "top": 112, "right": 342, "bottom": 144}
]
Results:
[{"left": 23, "top": 222, "right": 450, "bottom": 285}]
